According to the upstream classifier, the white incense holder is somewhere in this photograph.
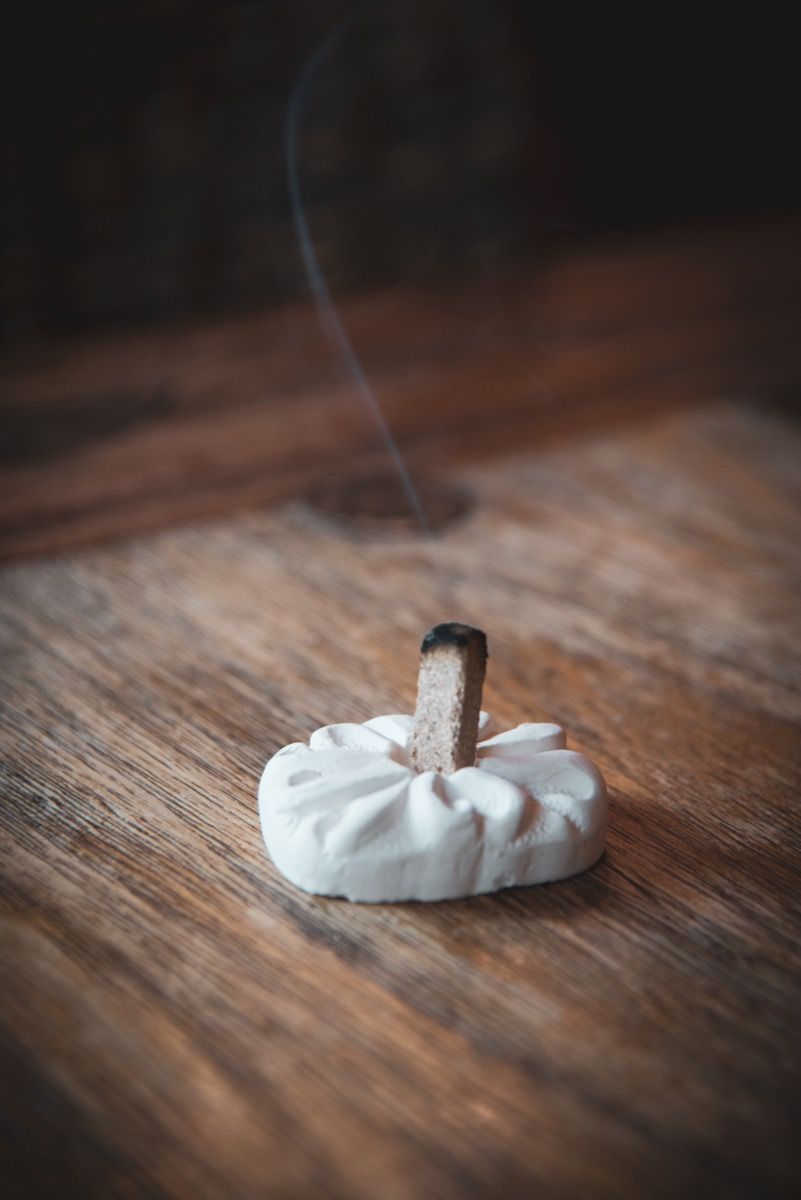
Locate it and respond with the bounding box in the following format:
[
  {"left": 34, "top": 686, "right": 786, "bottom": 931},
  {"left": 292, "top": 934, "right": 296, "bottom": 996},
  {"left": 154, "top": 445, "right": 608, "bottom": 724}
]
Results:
[{"left": 258, "top": 624, "right": 607, "bottom": 903}]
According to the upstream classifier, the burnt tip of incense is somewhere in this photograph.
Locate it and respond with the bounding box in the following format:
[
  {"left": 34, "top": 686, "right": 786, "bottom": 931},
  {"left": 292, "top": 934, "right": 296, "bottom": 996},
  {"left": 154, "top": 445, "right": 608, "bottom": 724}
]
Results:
[{"left": 421, "top": 623, "right": 487, "bottom": 655}]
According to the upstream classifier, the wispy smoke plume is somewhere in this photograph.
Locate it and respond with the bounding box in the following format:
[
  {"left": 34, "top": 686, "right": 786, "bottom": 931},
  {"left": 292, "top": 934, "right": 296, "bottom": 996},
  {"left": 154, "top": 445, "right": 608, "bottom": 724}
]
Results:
[{"left": 285, "top": 9, "right": 429, "bottom": 532}]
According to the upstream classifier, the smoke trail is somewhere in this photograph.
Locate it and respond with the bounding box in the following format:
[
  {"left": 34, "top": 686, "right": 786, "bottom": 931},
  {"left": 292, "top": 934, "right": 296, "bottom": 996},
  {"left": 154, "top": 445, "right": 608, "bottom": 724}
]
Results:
[{"left": 286, "top": 8, "right": 429, "bottom": 533}]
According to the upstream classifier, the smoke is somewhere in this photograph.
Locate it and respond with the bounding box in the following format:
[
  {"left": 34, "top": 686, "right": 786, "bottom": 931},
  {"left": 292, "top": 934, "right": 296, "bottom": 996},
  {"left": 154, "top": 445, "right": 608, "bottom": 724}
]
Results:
[{"left": 285, "top": 8, "right": 429, "bottom": 533}]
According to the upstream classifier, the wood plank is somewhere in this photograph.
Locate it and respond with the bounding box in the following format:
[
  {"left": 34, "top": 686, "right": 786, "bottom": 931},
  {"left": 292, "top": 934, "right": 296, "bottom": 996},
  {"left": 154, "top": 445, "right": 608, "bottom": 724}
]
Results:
[
  {"left": 2, "top": 218, "right": 800, "bottom": 560},
  {"left": 2, "top": 398, "right": 800, "bottom": 1198}
]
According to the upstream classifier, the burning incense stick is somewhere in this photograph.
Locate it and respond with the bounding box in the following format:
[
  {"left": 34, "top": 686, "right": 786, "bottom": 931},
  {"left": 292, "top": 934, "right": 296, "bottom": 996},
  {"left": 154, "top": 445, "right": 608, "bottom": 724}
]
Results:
[
  {"left": 410, "top": 623, "right": 488, "bottom": 775},
  {"left": 260, "top": 620, "right": 608, "bottom": 901}
]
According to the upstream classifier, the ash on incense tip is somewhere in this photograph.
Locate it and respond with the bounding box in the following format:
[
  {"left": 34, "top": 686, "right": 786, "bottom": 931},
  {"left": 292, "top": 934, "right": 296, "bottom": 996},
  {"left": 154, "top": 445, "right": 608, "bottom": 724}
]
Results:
[{"left": 420, "top": 622, "right": 487, "bottom": 652}]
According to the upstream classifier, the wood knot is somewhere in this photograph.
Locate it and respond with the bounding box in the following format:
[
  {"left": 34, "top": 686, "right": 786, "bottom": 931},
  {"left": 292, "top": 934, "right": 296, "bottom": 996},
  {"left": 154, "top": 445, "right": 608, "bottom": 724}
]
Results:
[{"left": 302, "top": 473, "right": 472, "bottom": 538}]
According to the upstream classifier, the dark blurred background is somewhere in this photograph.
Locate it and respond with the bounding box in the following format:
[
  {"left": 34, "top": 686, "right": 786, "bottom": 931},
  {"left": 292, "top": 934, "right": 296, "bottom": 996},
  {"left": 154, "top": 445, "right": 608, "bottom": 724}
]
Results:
[{"left": 2, "top": 1, "right": 797, "bottom": 344}]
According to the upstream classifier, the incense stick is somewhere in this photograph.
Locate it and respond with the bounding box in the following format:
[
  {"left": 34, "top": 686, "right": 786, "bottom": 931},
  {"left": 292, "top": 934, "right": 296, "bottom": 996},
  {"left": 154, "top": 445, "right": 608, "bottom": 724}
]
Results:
[{"left": 410, "top": 623, "right": 487, "bottom": 774}]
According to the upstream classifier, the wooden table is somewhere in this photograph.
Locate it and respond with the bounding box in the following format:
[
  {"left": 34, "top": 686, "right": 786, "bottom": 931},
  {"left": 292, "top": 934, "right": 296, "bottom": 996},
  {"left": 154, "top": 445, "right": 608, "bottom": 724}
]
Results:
[{"left": 2, "top": 220, "right": 800, "bottom": 1198}]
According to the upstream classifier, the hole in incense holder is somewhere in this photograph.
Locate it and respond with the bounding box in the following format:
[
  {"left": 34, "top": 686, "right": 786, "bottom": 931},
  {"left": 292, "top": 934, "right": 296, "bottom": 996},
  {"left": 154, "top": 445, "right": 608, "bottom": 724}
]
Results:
[{"left": 301, "top": 473, "right": 472, "bottom": 538}]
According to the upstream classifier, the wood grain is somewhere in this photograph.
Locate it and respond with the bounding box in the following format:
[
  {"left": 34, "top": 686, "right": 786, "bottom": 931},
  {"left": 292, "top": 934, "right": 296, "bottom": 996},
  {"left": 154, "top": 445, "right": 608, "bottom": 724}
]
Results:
[
  {"left": 2, "top": 218, "right": 800, "bottom": 561},
  {"left": 2, "top": 391, "right": 801, "bottom": 1198}
]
